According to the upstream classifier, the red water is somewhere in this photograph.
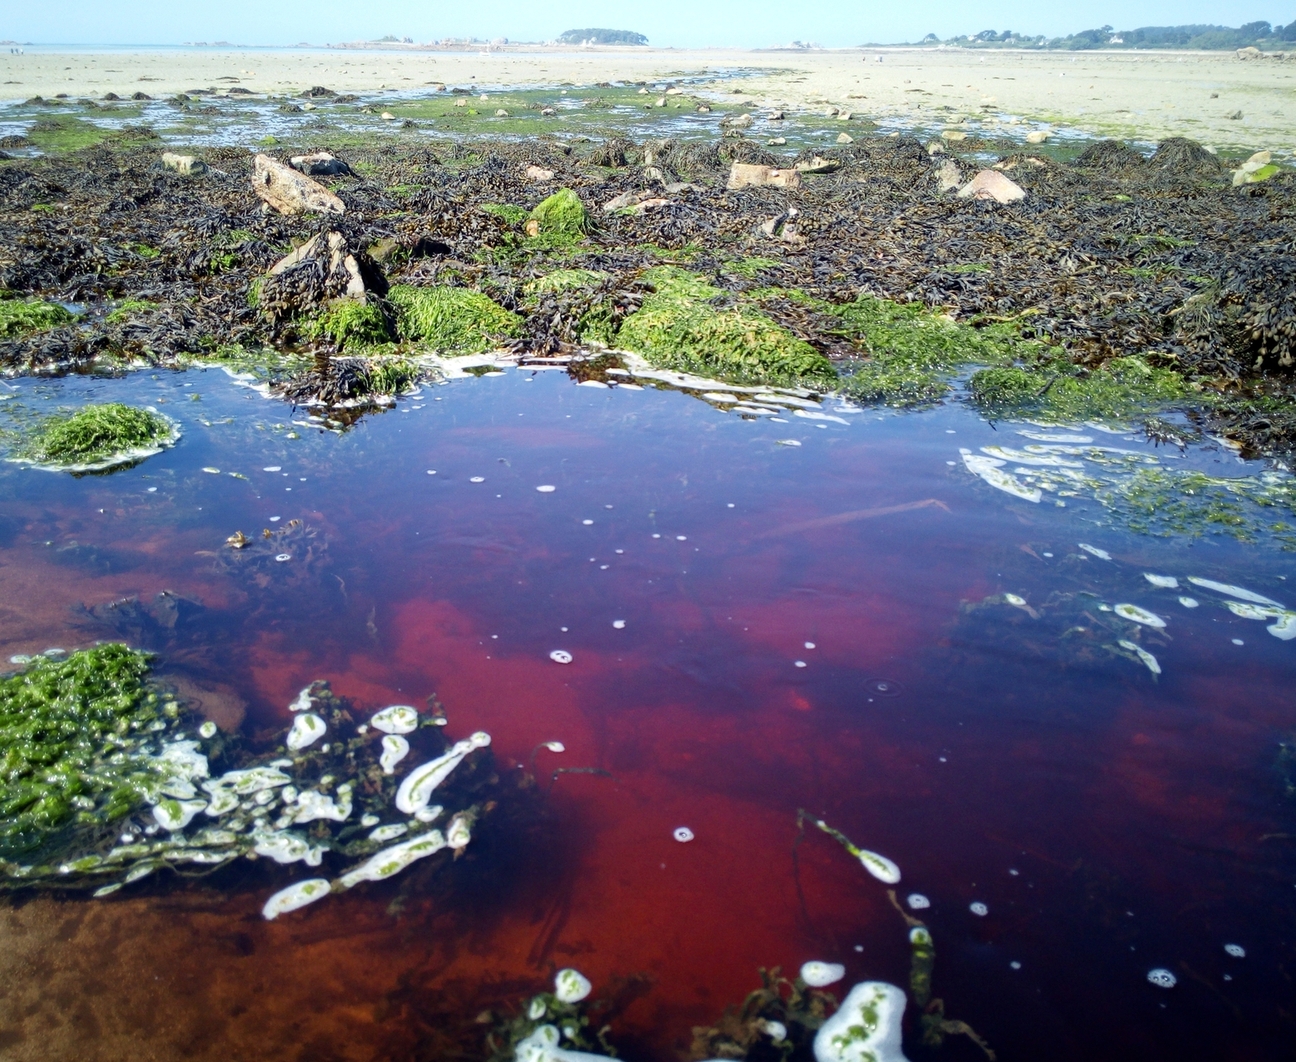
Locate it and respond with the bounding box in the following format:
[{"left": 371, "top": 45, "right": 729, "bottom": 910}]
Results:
[{"left": 0, "top": 368, "right": 1293, "bottom": 1061}]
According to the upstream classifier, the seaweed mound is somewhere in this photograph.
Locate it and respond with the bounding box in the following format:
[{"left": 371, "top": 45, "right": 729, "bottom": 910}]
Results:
[
  {"left": 389, "top": 285, "right": 522, "bottom": 353},
  {"left": 1074, "top": 139, "right": 1148, "bottom": 178},
  {"left": 11, "top": 402, "right": 178, "bottom": 471},
  {"left": 617, "top": 267, "right": 834, "bottom": 384},
  {"left": 1150, "top": 137, "right": 1224, "bottom": 181},
  {"left": 527, "top": 188, "right": 590, "bottom": 242}
]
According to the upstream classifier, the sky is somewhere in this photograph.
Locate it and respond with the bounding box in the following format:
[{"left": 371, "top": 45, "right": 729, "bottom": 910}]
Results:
[{"left": 2, "top": 1, "right": 1293, "bottom": 48}]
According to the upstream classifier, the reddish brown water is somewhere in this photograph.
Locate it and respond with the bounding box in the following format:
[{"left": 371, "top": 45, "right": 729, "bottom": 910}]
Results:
[{"left": 0, "top": 367, "right": 1293, "bottom": 1061}]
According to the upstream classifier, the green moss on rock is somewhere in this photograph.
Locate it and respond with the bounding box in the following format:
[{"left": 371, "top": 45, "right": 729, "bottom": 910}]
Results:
[
  {"left": 13, "top": 403, "right": 176, "bottom": 470},
  {"left": 617, "top": 267, "right": 834, "bottom": 385},
  {"left": 528, "top": 188, "right": 589, "bottom": 242},
  {"left": 0, "top": 645, "right": 161, "bottom": 857},
  {"left": 0, "top": 298, "right": 74, "bottom": 339},
  {"left": 388, "top": 285, "right": 522, "bottom": 353},
  {"left": 524, "top": 269, "right": 609, "bottom": 295}
]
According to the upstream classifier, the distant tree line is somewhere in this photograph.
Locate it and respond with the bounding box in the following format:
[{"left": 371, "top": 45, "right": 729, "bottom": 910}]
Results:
[
  {"left": 557, "top": 28, "right": 649, "bottom": 46},
  {"left": 901, "top": 20, "right": 1296, "bottom": 49}
]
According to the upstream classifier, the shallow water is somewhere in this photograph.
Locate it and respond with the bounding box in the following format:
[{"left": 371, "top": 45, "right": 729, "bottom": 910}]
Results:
[{"left": 1, "top": 366, "right": 1294, "bottom": 1061}]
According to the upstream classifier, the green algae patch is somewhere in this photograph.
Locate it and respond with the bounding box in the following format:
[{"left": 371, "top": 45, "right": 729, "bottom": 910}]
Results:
[
  {"left": 524, "top": 268, "right": 609, "bottom": 295},
  {"left": 617, "top": 268, "right": 834, "bottom": 386},
  {"left": 367, "top": 356, "right": 421, "bottom": 394},
  {"left": 969, "top": 355, "right": 1188, "bottom": 420},
  {"left": 305, "top": 300, "right": 392, "bottom": 350},
  {"left": 0, "top": 298, "right": 74, "bottom": 339},
  {"left": 11, "top": 402, "right": 179, "bottom": 472},
  {"left": 389, "top": 286, "right": 522, "bottom": 354},
  {"left": 105, "top": 299, "right": 157, "bottom": 325},
  {"left": 0, "top": 645, "right": 162, "bottom": 857},
  {"left": 527, "top": 189, "right": 590, "bottom": 243},
  {"left": 826, "top": 294, "right": 1037, "bottom": 408},
  {"left": 481, "top": 203, "right": 529, "bottom": 227}
]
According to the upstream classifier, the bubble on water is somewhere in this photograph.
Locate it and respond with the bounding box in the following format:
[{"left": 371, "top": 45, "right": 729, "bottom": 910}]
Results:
[
  {"left": 1010, "top": 961, "right": 1022, "bottom": 970},
  {"left": 554, "top": 969, "right": 591, "bottom": 1003},
  {"left": 794, "top": 660, "right": 807, "bottom": 668},
  {"left": 969, "top": 902, "right": 989, "bottom": 917},
  {"left": 426, "top": 469, "right": 436, "bottom": 475},
  {"left": 676, "top": 535, "right": 687, "bottom": 541},
  {"left": 867, "top": 679, "right": 902, "bottom": 697},
  {"left": 269, "top": 516, "right": 281, "bottom": 522},
  {"left": 1115, "top": 603, "right": 1166, "bottom": 628},
  {"left": 549, "top": 650, "right": 573, "bottom": 664},
  {"left": 907, "top": 893, "right": 930, "bottom": 910},
  {"left": 613, "top": 620, "right": 626, "bottom": 629},
  {"left": 543, "top": 741, "right": 565, "bottom": 753},
  {"left": 777, "top": 439, "right": 802, "bottom": 447},
  {"left": 275, "top": 553, "right": 291, "bottom": 562},
  {"left": 1144, "top": 573, "right": 1179, "bottom": 589},
  {"left": 1078, "top": 543, "right": 1112, "bottom": 560},
  {"left": 201, "top": 467, "right": 220, "bottom": 474},
  {"left": 673, "top": 826, "right": 694, "bottom": 842},
  {"left": 147, "top": 486, "right": 158, "bottom": 492},
  {"left": 582, "top": 519, "right": 594, "bottom": 525},
  {"left": 1224, "top": 943, "right": 1245, "bottom": 958},
  {"left": 199, "top": 721, "right": 218, "bottom": 739},
  {"left": 1177, "top": 596, "right": 1198, "bottom": 608},
  {"left": 805, "top": 642, "right": 816, "bottom": 649},
  {"left": 1147, "top": 968, "right": 1176, "bottom": 989},
  {"left": 470, "top": 477, "right": 485, "bottom": 483},
  {"left": 800, "top": 961, "right": 845, "bottom": 987},
  {"left": 1232, "top": 638, "right": 1244, "bottom": 645},
  {"left": 652, "top": 533, "right": 661, "bottom": 538},
  {"left": 263, "top": 466, "right": 281, "bottom": 472},
  {"left": 536, "top": 485, "right": 556, "bottom": 492}
]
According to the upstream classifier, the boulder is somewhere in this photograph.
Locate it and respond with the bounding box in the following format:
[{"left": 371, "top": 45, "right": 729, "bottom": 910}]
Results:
[
  {"left": 759, "top": 207, "right": 805, "bottom": 245},
  {"left": 261, "top": 231, "right": 388, "bottom": 317},
  {"left": 1025, "top": 130, "right": 1050, "bottom": 144},
  {"left": 1236, "top": 46, "right": 1263, "bottom": 60},
  {"left": 720, "top": 112, "right": 754, "bottom": 129},
  {"left": 525, "top": 165, "right": 556, "bottom": 182},
  {"left": 768, "top": 137, "right": 788, "bottom": 146},
  {"left": 601, "top": 190, "right": 671, "bottom": 214},
  {"left": 941, "top": 130, "right": 968, "bottom": 142},
  {"left": 1232, "top": 150, "right": 1281, "bottom": 186},
  {"left": 726, "top": 163, "right": 801, "bottom": 190},
  {"left": 794, "top": 156, "right": 842, "bottom": 174},
  {"left": 161, "top": 151, "right": 207, "bottom": 176},
  {"left": 289, "top": 151, "right": 351, "bottom": 177},
  {"left": 252, "top": 153, "right": 345, "bottom": 216},
  {"left": 836, "top": 132, "right": 854, "bottom": 144},
  {"left": 935, "top": 158, "right": 962, "bottom": 193},
  {"left": 957, "top": 169, "right": 1026, "bottom": 204}
]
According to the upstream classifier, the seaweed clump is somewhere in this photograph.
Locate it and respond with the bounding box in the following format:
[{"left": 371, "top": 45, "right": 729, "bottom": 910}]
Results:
[
  {"left": 968, "top": 355, "right": 1188, "bottom": 419},
  {"left": 527, "top": 188, "right": 590, "bottom": 243},
  {"left": 688, "top": 967, "right": 837, "bottom": 1061},
  {"left": 304, "top": 299, "right": 392, "bottom": 349},
  {"left": 0, "top": 297, "right": 74, "bottom": 338},
  {"left": 0, "top": 645, "right": 163, "bottom": 857},
  {"left": 389, "top": 285, "right": 522, "bottom": 353},
  {"left": 617, "top": 267, "right": 834, "bottom": 385},
  {"left": 10, "top": 402, "right": 177, "bottom": 471}
]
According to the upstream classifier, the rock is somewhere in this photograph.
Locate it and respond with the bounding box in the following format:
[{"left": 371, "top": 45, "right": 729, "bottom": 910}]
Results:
[
  {"left": 665, "top": 87, "right": 683, "bottom": 95},
  {"left": 769, "top": 110, "right": 785, "bottom": 120},
  {"left": 957, "top": 169, "right": 1027, "bottom": 204},
  {"left": 301, "top": 102, "right": 316, "bottom": 111},
  {"left": 525, "top": 165, "right": 556, "bottom": 182},
  {"left": 926, "top": 141, "right": 945, "bottom": 155},
  {"left": 602, "top": 190, "right": 672, "bottom": 214},
  {"left": 794, "top": 156, "right": 842, "bottom": 174},
  {"left": 941, "top": 130, "right": 968, "bottom": 142},
  {"left": 495, "top": 108, "right": 510, "bottom": 117},
  {"left": 836, "top": 132, "right": 854, "bottom": 144},
  {"left": 726, "top": 162, "right": 801, "bottom": 190},
  {"left": 252, "top": 153, "right": 345, "bottom": 216},
  {"left": 161, "top": 152, "right": 207, "bottom": 176},
  {"left": 1236, "top": 46, "right": 1263, "bottom": 60},
  {"left": 131, "top": 91, "right": 152, "bottom": 101},
  {"left": 767, "top": 137, "right": 788, "bottom": 146},
  {"left": 430, "top": 83, "right": 446, "bottom": 91},
  {"left": 301, "top": 86, "right": 337, "bottom": 98},
  {"left": 1232, "top": 150, "right": 1281, "bottom": 185},
  {"left": 289, "top": 151, "right": 351, "bottom": 177},
  {"left": 720, "top": 112, "right": 754, "bottom": 129},
  {"left": 1226, "top": 110, "right": 1243, "bottom": 120},
  {"left": 935, "top": 158, "right": 962, "bottom": 193},
  {"left": 541, "top": 106, "right": 556, "bottom": 116},
  {"left": 1025, "top": 130, "right": 1050, "bottom": 144},
  {"left": 656, "top": 98, "right": 667, "bottom": 107},
  {"left": 759, "top": 207, "right": 805, "bottom": 245},
  {"left": 837, "top": 110, "right": 852, "bottom": 121},
  {"left": 381, "top": 111, "right": 396, "bottom": 121},
  {"left": 696, "top": 103, "right": 712, "bottom": 113}
]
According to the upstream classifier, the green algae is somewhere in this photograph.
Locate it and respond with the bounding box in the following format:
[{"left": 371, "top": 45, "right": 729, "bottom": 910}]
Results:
[
  {"left": 305, "top": 300, "right": 392, "bottom": 350},
  {"left": 388, "top": 285, "right": 522, "bottom": 353},
  {"left": 524, "top": 268, "right": 609, "bottom": 295},
  {"left": 12, "top": 403, "right": 176, "bottom": 470},
  {"left": 367, "top": 356, "right": 421, "bottom": 394},
  {"left": 105, "top": 299, "right": 157, "bottom": 325},
  {"left": 0, "top": 298, "right": 74, "bottom": 339},
  {"left": 481, "top": 203, "right": 529, "bottom": 226},
  {"left": 969, "top": 355, "right": 1188, "bottom": 420},
  {"left": 617, "top": 267, "right": 834, "bottom": 385},
  {"left": 0, "top": 645, "right": 162, "bottom": 857},
  {"left": 527, "top": 188, "right": 590, "bottom": 243}
]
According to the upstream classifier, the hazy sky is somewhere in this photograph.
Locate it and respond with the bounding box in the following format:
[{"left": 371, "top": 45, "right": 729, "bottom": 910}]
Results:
[{"left": 3, "top": 1, "right": 1292, "bottom": 48}]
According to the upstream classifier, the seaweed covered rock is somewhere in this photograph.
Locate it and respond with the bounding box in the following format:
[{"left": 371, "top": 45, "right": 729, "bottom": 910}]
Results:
[
  {"left": 526, "top": 188, "right": 590, "bottom": 242},
  {"left": 258, "top": 231, "right": 389, "bottom": 326},
  {"left": 7, "top": 402, "right": 179, "bottom": 472},
  {"left": 969, "top": 355, "right": 1187, "bottom": 419},
  {"left": 1175, "top": 250, "right": 1296, "bottom": 376},
  {"left": 274, "top": 352, "right": 421, "bottom": 410},
  {"left": 389, "top": 285, "right": 522, "bottom": 353},
  {"left": 616, "top": 267, "right": 834, "bottom": 385},
  {"left": 516, "top": 269, "right": 641, "bottom": 352}
]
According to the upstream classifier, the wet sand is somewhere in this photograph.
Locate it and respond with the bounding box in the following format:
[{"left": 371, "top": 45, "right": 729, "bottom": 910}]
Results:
[{"left": 1, "top": 46, "right": 1293, "bottom": 153}]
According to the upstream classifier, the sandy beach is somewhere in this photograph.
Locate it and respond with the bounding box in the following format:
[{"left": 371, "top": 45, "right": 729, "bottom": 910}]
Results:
[{"left": 1, "top": 45, "right": 1293, "bottom": 153}]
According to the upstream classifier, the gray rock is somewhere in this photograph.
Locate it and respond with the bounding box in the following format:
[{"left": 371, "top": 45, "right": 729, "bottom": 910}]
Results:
[
  {"left": 935, "top": 158, "right": 962, "bottom": 193},
  {"left": 252, "top": 154, "right": 345, "bottom": 216},
  {"left": 289, "top": 151, "right": 351, "bottom": 177},
  {"left": 957, "top": 169, "right": 1026, "bottom": 204},
  {"left": 161, "top": 152, "right": 207, "bottom": 176},
  {"left": 727, "top": 162, "right": 800, "bottom": 189}
]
